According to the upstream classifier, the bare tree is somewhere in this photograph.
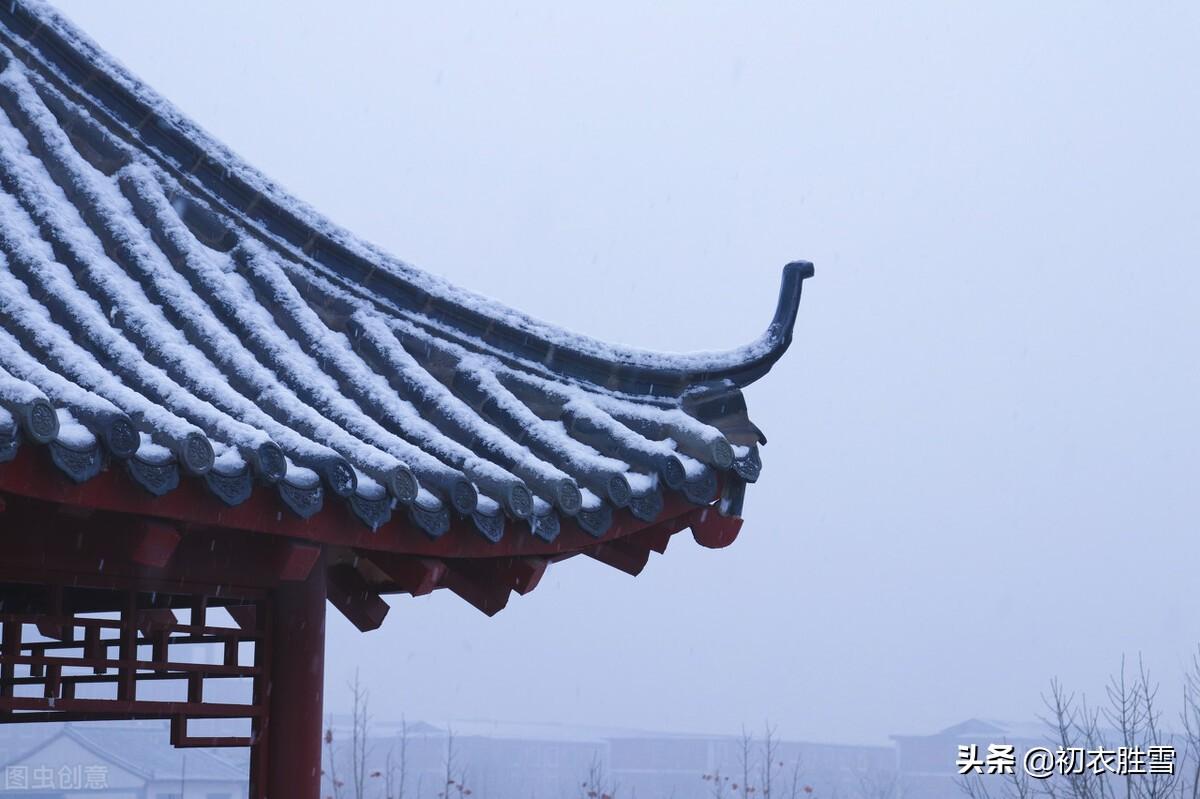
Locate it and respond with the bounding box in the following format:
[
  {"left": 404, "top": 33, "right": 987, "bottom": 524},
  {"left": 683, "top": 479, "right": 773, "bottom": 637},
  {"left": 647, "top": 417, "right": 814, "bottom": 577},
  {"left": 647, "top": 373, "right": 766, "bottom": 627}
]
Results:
[
  {"left": 1180, "top": 647, "right": 1200, "bottom": 799},
  {"left": 1040, "top": 677, "right": 1113, "bottom": 799},
  {"left": 855, "top": 767, "right": 904, "bottom": 799},
  {"left": 784, "top": 756, "right": 806, "bottom": 799},
  {"left": 1108, "top": 657, "right": 1177, "bottom": 799},
  {"left": 738, "top": 727, "right": 758, "bottom": 797},
  {"left": 706, "top": 723, "right": 804, "bottom": 799},
  {"left": 325, "top": 721, "right": 346, "bottom": 799},
  {"left": 385, "top": 717, "right": 409, "bottom": 799},
  {"left": 579, "top": 754, "right": 618, "bottom": 799},
  {"left": 343, "top": 670, "right": 375, "bottom": 799},
  {"left": 761, "top": 723, "right": 780, "bottom": 798},
  {"left": 956, "top": 654, "right": 1193, "bottom": 799},
  {"left": 703, "top": 768, "right": 732, "bottom": 799},
  {"left": 440, "top": 726, "right": 472, "bottom": 798},
  {"left": 323, "top": 673, "right": 384, "bottom": 799},
  {"left": 957, "top": 759, "right": 1036, "bottom": 799}
]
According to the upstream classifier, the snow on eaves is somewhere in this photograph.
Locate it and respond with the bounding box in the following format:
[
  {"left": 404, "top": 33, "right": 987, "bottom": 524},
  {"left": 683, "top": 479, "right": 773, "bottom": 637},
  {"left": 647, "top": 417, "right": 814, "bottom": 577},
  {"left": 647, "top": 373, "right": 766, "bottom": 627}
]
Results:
[
  {"left": 3, "top": 0, "right": 806, "bottom": 390},
  {"left": 0, "top": 6, "right": 785, "bottom": 543}
]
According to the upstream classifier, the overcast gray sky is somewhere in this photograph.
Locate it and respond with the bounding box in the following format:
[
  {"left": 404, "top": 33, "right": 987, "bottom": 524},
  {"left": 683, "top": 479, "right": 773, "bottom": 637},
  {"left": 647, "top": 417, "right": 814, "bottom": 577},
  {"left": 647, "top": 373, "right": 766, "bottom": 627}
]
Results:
[{"left": 52, "top": 1, "right": 1200, "bottom": 745}]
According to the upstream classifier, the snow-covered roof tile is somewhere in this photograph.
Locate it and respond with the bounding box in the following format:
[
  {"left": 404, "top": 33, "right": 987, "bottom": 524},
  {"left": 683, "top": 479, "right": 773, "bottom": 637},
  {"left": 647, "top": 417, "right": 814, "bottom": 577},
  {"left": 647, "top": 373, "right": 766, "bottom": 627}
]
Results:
[{"left": 0, "top": 0, "right": 811, "bottom": 546}]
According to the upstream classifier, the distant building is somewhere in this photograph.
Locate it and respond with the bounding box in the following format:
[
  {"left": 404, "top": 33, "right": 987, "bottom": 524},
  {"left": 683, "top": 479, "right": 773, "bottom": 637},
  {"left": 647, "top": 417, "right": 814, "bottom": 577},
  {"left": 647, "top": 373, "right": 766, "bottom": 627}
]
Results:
[
  {"left": 892, "top": 718, "right": 1049, "bottom": 799},
  {"left": 610, "top": 733, "right": 895, "bottom": 798},
  {"left": 324, "top": 718, "right": 894, "bottom": 799},
  {"left": 9, "top": 716, "right": 1085, "bottom": 798},
  {"left": 0, "top": 723, "right": 247, "bottom": 799}
]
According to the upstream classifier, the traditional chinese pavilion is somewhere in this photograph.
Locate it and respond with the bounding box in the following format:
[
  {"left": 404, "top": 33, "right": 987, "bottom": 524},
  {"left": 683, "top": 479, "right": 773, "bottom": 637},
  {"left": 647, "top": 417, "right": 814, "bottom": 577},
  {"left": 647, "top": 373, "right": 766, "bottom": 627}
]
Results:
[{"left": 0, "top": 3, "right": 812, "bottom": 797}]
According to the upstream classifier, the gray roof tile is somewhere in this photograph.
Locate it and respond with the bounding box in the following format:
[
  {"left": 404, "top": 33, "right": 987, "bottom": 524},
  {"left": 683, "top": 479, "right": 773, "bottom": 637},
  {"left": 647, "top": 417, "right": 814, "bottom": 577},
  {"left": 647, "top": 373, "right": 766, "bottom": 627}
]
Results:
[{"left": 0, "top": 1, "right": 811, "bottom": 545}]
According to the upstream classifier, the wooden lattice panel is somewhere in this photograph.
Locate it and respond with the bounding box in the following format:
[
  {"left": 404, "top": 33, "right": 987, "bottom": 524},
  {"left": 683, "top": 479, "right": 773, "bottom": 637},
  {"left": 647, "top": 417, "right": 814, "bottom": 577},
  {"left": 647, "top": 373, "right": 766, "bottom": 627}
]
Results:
[{"left": 0, "top": 583, "right": 267, "bottom": 748}]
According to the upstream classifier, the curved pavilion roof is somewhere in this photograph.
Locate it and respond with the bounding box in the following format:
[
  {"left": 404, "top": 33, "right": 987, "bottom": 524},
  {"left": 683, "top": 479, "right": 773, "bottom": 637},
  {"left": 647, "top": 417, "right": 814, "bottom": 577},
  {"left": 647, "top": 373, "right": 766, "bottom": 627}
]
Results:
[{"left": 0, "top": 1, "right": 811, "bottom": 614}]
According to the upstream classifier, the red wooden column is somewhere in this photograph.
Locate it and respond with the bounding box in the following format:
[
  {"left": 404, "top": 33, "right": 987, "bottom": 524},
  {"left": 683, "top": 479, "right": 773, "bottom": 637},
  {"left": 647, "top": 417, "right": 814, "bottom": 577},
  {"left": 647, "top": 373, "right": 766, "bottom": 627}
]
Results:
[{"left": 254, "top": 558, "right": 327, "bottom": 799}]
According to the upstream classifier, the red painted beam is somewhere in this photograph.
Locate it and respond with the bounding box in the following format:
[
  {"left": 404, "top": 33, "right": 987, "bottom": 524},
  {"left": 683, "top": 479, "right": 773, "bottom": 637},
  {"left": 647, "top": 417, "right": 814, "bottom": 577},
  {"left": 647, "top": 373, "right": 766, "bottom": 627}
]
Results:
[
  {"left": 0, "top": 653, "right": 257, "bottom": 678},
  {"left": 584, "top": 513, "right": 694, "bottom": 576},
  {"left": 325, "top": 564, "right": 390, "bottom": 633},
  {"left": 0, "top": 499, "right": 324, "bottom": 594},
  {"left": 690, "top": 507, "right": 744, "bottom": 549},
  {"left": 170, "top": 716, "right": 251, "bottom": 748},
  {"left": 508, "top": 558, "right": 548, "bottom": 596},
  {"left": 0, "top": 696, "right": 260, "bottom": 717},
  {"left": 439, "top": 568, "right": 509, "bottom": 616},
  {"left": 30, "top": 586, "right": 66, "bottom": 641},
  {"left": 0, "top": 512, "right": 181, "bottom": 579},
  {"left": 639, "top": 520, "right": 682, "bottom": 554},
  {"left": 359, "top": 552, "right": 446, "bottom": 597},
  {"left": 275, "top": 542, "right": 321, "bottom": 582},
  {"left": 0, "top": 563, "right": 265, "bottom": 603},
  {"left": 0, "top": 446, "right": 720, "bottom": 560},
  {"left": 439, "top": 557, "right": 549, "bottom": 617},
  {"left": 175, "top": 734, "right": 252, "bottom": 749},
  {"left": 130, "top": 521, "right": 181, "bottom": 568},
  {"left": 137, "top": 609, "right": 178, "bottom": 634},
  {"left": 586, "top": 539, "right": 651, "bottom": 576},
  {"left": 227, "top": 604, "right": 257, "bottom": 631}
]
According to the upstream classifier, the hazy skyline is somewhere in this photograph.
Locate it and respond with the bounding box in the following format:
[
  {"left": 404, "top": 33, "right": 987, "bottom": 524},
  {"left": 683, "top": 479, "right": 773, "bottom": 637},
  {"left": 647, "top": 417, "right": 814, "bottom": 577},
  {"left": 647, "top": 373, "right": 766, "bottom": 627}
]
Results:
[{"left": 51, "top": 1, "right": 1200, "bottom": 745}]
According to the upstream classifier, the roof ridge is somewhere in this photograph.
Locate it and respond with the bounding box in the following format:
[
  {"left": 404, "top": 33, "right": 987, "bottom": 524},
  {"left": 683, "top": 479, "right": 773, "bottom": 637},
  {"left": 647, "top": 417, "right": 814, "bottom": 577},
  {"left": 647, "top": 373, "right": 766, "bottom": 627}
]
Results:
[
  {"left": 0, "top": 0, "right": 804, "bottom": 584},
  {"left": 0, "top": 726, "right": 155, "bottom": 780},
  {"left": 1, "top": 0, "right": 810, "bottom": 398}
]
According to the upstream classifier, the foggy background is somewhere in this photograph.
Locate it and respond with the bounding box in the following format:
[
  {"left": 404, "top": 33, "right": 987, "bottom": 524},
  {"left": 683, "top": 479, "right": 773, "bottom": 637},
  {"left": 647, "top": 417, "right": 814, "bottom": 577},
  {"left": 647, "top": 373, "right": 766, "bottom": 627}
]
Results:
[{"left": 50, "top": 1, "right": 1200, "bottom": 745}]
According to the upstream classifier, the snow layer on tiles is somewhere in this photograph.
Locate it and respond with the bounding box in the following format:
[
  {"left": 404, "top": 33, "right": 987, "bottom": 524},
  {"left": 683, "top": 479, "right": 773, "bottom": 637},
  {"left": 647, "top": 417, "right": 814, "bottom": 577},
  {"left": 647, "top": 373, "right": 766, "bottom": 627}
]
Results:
[
  {"left": 0, "top": 250, "right": 202, "bottom": 446},
  {"left": 465, "top": 361, "right": 631, "bottom": 475},
  {"left": 0, "top": 124, "right": 277, "bottom": 458},
  {"left": 0, "top": 325, "right": 128, "bottom": 425},
  {"left": 16, "top": 0, "right": 785, "bottom": 381},
  {"left": 230, "top": 234, "right": 524, "bottom": 493},
  {"left": 135, "top": 432, "right": 172, "bottom": 464},
  {"left": 83, "top": 169, "right": 357, "bottom": 472},
  {"left": 0, "top": 3, "right": 764, "bottom": 539},
  {"left": 0, "top": 71, "right": 302, "bottom": 448},
  {"left": 353, "top": 470, "right": 387, "bottom": 501},
  {"left": 211, "top": 441, "right": 246, "bottom": 473},
  {"left": 54, "top": 408, "right": 95, "bottom": 449},
  {"left": 92, "top": 164, "right": 408, "bottom": 484},
  {"left": 348, "top": 311, "right": 579, "bottom": 494},
  {"left": 0, "top": 357, "right": 46, "bottom": 407},
  {"left": 283, "top": 459, "right": 320, "bottom": 489}
]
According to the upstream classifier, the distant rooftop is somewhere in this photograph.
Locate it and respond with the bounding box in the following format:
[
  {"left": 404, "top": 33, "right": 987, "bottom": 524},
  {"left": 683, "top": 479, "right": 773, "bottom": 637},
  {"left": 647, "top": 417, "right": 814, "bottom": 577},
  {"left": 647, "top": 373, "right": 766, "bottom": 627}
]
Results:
[
  {"left": 330, "top": 715, "right": 894, "bottom": 750},
  {"left": 0, "top": 722, "right": 245, "bottom": 782},
  {"left": 892, "top": 717, "right": 1053, "bottom": 743}
]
